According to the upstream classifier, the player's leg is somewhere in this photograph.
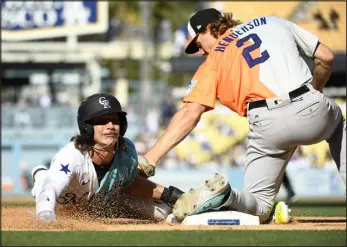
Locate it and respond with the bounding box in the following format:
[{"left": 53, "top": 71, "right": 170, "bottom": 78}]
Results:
[
  {"left": 89, "top": 187, "right": 174, "bottom": 221},
  {"left": 173, "top": 87, "right": 343, "bottom": 222},
  {"left": 113, "top": 192, "right": 174, "bottom": 221},
  {"left": 327, "top": 117, "right": 346, "bottom": 188},
  {"left": 340, "top": 120, "right": 346, "bottom": 189},
  {"left": 222, "top": 144, "right": 296, "bottom": 223},
  {"left": 172, "top": 104, "right": 298, "bottom": 223},
  {"left": 172, "top": 148, "right": 295, "bottom": 223},
  {"left": 99, "top": 176, "right": 183, "bottom": 221},
  {"left": 227, "top": 90, "right": 345, "bottom": 220},
  {"left": 314, "top": 94, "right": 346, "bottom": 189}
]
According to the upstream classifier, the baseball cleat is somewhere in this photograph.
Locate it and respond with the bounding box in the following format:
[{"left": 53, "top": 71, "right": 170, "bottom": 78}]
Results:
[
  {"left": 272, "top": 201, "right": 291, "bottom": 224},
  {"left": 173, "top": 173, "right": 231, "bottom": 221}
]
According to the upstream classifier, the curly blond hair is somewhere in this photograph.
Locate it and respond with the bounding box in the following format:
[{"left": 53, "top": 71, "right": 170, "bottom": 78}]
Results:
[{"left": 208, "top": 12, "right": 242, "bottom": 38}]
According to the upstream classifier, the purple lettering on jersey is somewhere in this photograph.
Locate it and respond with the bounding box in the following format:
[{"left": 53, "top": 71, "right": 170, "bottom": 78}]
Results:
[
  {"left": 254, "top": 19, "right": 260, "bottom": 26},
  {"left": 236, "top": 30, "right": 243, "bottom": 36},
  {"left": 230, "top": 33, "right": 238, "bottom": 39},
  {"left": 218, "top": 41, "right": 229, "bottom": 47},
  {"left": 236, "top": 34, "right": 270, "bottom": 68},
  {"left": 260, "top": 17, "right": 267, "bottom": 25},
  {"left": 215, "top": 46, "right": 226, "bottom": 52},
  {"left": 241, "top": 26, "right": 249, "bottom": 33},
  {"left": 223, "top": 36, "right": 233, "bottom": 43},
  {"left": 214, "top": 17, "right": 268, "bottom": 54},
  {"left": 247, "top": 23, "right": 254, "bottom": 29}
]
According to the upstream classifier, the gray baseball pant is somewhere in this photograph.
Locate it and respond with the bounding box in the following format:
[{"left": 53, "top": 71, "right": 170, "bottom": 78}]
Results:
[{"left": 219, "top": 84, "right": 346, "bottom": 223}]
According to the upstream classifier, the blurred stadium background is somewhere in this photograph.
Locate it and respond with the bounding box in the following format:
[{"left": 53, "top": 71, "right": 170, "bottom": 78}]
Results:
[{"left": 2, "top": 1, "right": 346, "bottom": 200}]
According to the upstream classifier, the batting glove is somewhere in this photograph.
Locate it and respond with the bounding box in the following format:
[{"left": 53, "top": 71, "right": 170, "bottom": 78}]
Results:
[
  {"left": 37, "top": 210, "right": 56, "bottom": 222},
  {"left": 137, "top": 155, "right": 156, "bottom": 178},
  {"left": 160, "top": 186, "right": 185, "bottom": 207}
]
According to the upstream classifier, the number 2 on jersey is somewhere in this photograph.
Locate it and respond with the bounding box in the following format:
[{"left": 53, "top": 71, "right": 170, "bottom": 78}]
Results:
[{"left": 236, "top": 33, "right": 270, "bottom": 68}]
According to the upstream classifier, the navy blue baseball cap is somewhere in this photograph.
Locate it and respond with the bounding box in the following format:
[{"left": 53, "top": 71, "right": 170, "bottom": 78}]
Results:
[{"left": 185, "top": 8, "right": 222, "bottom": 54}]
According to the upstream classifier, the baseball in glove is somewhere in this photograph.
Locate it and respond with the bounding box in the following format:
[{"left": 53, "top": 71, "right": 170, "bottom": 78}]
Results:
[{"left": 137, "top": 155, "right": 156, "bottom": 178}]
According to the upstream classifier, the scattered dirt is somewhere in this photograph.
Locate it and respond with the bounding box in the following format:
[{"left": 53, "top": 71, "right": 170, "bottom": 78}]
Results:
[{"left": 2, "top": 205, "right": 346, "bottom": 231}]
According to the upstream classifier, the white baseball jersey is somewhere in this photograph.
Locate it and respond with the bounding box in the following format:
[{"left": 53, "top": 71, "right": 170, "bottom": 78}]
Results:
[
  {"left": 33, "top": 138, "right": 138, "bottom": 214},
  {"left": 184, "top": 16, "right": 319, "bottom": 116}
]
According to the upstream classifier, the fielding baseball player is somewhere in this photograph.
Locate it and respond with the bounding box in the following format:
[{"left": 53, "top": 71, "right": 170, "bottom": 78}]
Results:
[
  {"left": 31, "top": 93, "right": 184, "bottom": 222},
  {"left": 139, "top": 8, "right": 346, "bottom": 223}
]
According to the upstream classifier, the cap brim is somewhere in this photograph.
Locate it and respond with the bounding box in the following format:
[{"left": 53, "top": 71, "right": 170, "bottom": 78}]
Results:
[{"left": 185, "top": 34, "right": 199, "bottom": 54}]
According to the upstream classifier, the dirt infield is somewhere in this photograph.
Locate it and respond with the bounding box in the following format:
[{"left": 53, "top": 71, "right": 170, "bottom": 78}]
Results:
[{"left": 2, "top": 205, "right": 346, "bottom": 231}]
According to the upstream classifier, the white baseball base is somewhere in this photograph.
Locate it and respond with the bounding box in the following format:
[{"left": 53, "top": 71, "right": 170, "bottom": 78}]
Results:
[{"left": 166, "top": 211, "right": 260, "bottom": 226}]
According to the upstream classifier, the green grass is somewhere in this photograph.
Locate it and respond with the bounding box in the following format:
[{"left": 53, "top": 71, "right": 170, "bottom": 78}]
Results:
[
  {"left": 289, "top": 201, "right": 346, "bottom": 217},
  {"left": 2, "top": 230, "right": 346, "bottom": 246}
]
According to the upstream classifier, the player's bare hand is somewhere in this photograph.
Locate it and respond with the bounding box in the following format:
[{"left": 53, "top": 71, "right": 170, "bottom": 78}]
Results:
[{"left": 137, "top": 155, "right": 156, "bottom": 178}]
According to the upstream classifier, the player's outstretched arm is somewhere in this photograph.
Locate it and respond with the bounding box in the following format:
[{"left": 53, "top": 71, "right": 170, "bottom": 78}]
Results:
[
  {"left": 121, "top": 174, "right": 164, "bottom": 199},
  {"left": 31, "top": 157, "right": 74, "bottom": 222},
  {"left": 31, "top": 168, "right": 58, "bottom": 222},
  {"left": 144, "top": 102, "right": 207, "bottom": 167},
  {"left": 312, "top": 42, "right": 334, "bottom": 92}
]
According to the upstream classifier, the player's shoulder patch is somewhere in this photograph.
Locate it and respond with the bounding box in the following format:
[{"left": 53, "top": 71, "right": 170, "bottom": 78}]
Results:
[{"left": 185, "top": 79, "right": 198, "bottom": 96}]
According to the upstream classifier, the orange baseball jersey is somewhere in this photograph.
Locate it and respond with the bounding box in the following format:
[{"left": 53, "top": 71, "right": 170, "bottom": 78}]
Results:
[{"left": 183, "top": 16, "right": 319, "bottom": 116}]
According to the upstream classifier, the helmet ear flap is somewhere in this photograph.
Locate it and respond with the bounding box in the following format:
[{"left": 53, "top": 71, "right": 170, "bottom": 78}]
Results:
[
  {"left": 120, "top": 114, "right": 127, "bottom": 136},
  {"left": 84, "top": 124, "right": 94, "bottom": 141},
  {"left": 77, "top": 117, "right": 94, "bottom": 141}
]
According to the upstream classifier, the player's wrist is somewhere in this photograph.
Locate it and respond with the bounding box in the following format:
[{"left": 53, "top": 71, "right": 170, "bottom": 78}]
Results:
[
  {"left": 36, "top": 201, "right": 54, "bottom": 214},
  {"left": 160, "top": 186, "right": 184, "bottom": 207},
  {"left": 37, "top": 210, "right": 56, "bottom": 222},
  {"left": 143, "top": 154, "right": 157, "bottom": 167}
]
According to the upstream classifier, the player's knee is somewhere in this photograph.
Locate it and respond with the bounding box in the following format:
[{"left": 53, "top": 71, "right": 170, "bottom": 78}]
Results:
[{"left": 251, "top": 196, "right": 275, "bottom": 223}]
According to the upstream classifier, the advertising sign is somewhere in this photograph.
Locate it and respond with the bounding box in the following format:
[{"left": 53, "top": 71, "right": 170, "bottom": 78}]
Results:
[{"left": 1, "top": 1, "right": 108, "bottom": 41}]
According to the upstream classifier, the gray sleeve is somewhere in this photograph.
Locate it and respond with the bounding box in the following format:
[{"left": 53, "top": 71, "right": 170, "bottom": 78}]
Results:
[{"left": 285, "top": 19, "right": 319, "bottom": 58}]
